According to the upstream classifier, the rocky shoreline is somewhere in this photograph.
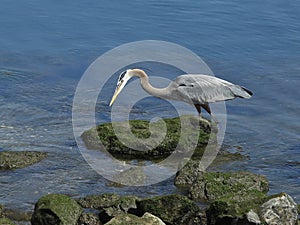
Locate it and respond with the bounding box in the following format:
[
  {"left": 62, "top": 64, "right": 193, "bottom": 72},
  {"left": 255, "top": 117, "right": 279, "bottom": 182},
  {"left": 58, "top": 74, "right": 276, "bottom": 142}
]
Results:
[{"left": 0, "top": 116, "right": 299, "bottom": 224}]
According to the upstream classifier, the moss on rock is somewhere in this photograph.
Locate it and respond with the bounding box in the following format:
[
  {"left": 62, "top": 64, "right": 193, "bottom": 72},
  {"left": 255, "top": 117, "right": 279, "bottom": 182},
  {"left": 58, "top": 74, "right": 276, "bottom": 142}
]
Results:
[
  {"left": 31, "top": 194, "right": 82, "bottom": 225},
  {"left": 0, "top": 151, "right": 47, "bottom": 170},
  {"left": 81, "top": 115, "right": 213, "bottom": 160},
  {"left": 190, "top": 171, "right": 269, "bottom": 201},
  {"left": 0, "top": 218, "right": 16, "bottom": 225},
  {"left": 136, "top": 194, "right": 206, "bottom": 225}
]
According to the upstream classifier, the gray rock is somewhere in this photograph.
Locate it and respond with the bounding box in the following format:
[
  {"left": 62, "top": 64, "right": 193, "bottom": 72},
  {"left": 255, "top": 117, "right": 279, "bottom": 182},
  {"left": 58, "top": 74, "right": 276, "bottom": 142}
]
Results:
[
  {"left": 260, "top": 192, "right": 298, "bottom": 225},
  {"left": 246, "top": 209, "right": 261, "bottom": 224},
  {"left": 105, "top": 212, "right": 165, "bottom": 225},
  {"left": 76, "top": 213, "right": 102, "bottom": 225},
  {"left": 31, "top": 194, "right": 83, "bottom": 225}
]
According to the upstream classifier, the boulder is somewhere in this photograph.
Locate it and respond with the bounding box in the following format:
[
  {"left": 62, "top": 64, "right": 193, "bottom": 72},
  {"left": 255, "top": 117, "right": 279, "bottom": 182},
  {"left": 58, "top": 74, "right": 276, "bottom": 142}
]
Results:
[
  {"left": 0, "top": 218, "right": 16, "bottom": 225},
  {"left": 207, "top": 191, "right": 266, "bottom": 225},
  {"left": 76, "top": 193, "right": 139, "bottom": 224},
  {"left": 0, "top": 151, "right": 47, "bottom": 170},
  {"left": 81, "top": 115, "right": 212, "bottom": 160},
  {"left": 105, "top": 212, "right": 165, "bottom": 225},
  {"left": 260, "top": 192, "right": 298, "bottom": 225},
  {"left": 31, "top": 194, "right": 82, "bottom": 225},
  {"left": 76, "top": 213, "right": 101, "bottom": 225},
  {"left": 189, "top": 171, "right": 268, "bottom": 201},
  {"left": 175, "top": 161, "right": 269, "bottom": 201},
  {"left": 136, "top": 194, "right": 206, "bottom": 225}
]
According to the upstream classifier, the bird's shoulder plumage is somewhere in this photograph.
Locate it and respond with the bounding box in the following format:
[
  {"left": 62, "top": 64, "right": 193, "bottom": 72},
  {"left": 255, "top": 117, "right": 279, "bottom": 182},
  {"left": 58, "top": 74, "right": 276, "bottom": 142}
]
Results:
[{"left": 169, "top": 74, "right": 252, "bottom": 104}]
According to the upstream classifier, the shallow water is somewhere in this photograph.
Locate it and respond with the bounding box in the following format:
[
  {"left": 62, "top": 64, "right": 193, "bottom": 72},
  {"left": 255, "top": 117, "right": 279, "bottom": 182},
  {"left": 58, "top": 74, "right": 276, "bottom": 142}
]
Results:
[{"left": 0, "top": 0, "right": 299, "bottom": 212}]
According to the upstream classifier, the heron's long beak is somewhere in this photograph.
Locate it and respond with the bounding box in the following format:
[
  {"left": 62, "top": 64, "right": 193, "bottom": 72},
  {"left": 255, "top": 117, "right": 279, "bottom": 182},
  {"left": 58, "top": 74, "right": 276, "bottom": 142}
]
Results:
[{"left": 109, "top": 86, "right": 122, "bottom": 106}]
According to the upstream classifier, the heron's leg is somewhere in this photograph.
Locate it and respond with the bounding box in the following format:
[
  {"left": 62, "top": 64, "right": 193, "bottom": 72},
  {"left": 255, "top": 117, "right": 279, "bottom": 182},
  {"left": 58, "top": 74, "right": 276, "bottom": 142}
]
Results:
[
  {"left": 201, "top": 103, "right": 218, "bottom": 123},
  {"left": 194, "top": 104, "right": 202, "bottom": 118}
]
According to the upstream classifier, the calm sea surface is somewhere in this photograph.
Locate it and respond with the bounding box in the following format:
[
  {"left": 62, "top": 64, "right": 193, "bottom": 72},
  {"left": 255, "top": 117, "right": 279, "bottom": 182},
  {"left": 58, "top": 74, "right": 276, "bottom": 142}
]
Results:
[{"left": 0, "top": 0, "right": 299, "bottom": 211}]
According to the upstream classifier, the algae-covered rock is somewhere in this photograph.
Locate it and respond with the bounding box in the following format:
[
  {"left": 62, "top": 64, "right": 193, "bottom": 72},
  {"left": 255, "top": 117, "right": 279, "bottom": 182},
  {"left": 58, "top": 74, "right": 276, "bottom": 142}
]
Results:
[
  {"left": 189, "top": 171, "right": 269, "bottom": 201},
  {"left": 77, "top": 193, "right": 121, "bottom": 210},
  {"left": 207, "top": 190, "right": 266, "bottom": 224},
  {"left": 0, "top": 151, "right": 47, "bottom": 170},
  {"left": 0, "top": 218, "right": 16, "bottom": 225},
  {"left": 136, "top": 194, "right": 206, "bottom": 225},
  {"left": 260, "top": 192, "right": 298, "bottom": 225},
  {"left": 105, "top": 212, "right": 165, "bottom": 225},
  {"left": 31, "top": 194, "right": 82, "bottom": 225},
  {"left": 0, "top": 205, "right": 5, "bottom": 218},
  {"left": 81, "top": 115, "right": 212, "bottom": 160},
  {"left": 76, "top": 193, "right": 139, "bottom": 224},
  {"left": 98, "top": 195, "right": 140, "bottom": 223}
]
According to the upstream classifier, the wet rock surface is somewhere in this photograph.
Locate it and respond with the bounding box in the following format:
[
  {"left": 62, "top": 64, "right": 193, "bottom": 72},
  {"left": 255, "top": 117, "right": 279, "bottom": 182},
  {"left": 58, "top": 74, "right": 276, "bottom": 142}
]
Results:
[
  {"left": 0, "top": 151, "right": 47, "bottom": 170},
  {"left": 31, "top": 194, "right": 83, "bottom": 225},
  {"left": 81, "top": 115, "right": 212, "bottom": 160},
  {"left": 136, "top": 194, "right": 206, "bottom": 225},
  {"left": 175, "top": 160, "right": 269, "bottom": 200}
]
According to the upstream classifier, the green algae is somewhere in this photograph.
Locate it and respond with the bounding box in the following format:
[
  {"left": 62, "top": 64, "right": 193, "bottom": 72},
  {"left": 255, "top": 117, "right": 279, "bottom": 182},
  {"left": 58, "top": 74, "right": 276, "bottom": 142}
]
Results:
[{"left": 81, "top": 115, "right": 213, "bottom": 160}]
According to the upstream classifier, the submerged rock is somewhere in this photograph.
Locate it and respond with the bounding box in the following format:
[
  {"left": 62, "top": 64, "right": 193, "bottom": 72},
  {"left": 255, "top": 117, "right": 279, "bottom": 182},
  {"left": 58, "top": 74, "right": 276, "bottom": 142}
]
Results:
[
  {"left": 260, "top": 192, "right": 298, "bottom": 225},
  {"left": 31, "top": 194, "right": 82, "bottom": 225},
  {"left": 0, "top": 151, "right": 47, "bottom": 170},
  {"left": 136, "top": 194, "right": 206, "bottom": 225},
  {"left": 81, "top": 115, "right": 212, "bottom": 160}
]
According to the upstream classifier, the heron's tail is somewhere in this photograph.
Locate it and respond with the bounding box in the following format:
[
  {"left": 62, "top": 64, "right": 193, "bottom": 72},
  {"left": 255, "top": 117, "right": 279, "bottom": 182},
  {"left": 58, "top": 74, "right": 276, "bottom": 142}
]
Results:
[{"left": 232, "top": 85, "right": 253, "bottom": 99}]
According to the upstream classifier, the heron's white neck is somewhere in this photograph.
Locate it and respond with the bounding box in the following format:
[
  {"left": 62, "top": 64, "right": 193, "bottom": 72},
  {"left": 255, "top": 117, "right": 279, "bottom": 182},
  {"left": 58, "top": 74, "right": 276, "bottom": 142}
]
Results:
[{"left": 131, "top": 69, "right": 170, "bottom": 99}]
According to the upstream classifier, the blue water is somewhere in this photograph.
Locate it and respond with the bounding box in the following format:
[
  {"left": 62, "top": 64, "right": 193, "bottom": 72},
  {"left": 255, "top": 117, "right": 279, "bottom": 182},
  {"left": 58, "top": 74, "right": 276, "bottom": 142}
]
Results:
[{"left": 0, "top": 0, "right": 299, "bottom": 212}]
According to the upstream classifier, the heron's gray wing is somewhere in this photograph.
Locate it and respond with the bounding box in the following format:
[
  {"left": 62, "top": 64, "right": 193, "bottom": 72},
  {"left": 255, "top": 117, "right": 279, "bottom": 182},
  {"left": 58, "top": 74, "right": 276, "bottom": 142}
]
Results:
[{"left": 172, "top": 74, "right": 252, "bottom": 104}]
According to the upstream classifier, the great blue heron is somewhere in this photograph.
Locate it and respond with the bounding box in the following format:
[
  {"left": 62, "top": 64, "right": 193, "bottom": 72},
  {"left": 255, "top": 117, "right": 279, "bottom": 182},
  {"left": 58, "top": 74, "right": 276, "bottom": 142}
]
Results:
[{"left": 109, "top": 69, "right": 252, "bottom": 120}]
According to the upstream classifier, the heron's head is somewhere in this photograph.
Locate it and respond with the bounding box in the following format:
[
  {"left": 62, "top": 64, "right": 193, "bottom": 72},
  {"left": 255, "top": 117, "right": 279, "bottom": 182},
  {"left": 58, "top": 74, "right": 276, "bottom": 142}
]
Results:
[{"left": 109, "top": 69, "right": 133, "bottom": 106}]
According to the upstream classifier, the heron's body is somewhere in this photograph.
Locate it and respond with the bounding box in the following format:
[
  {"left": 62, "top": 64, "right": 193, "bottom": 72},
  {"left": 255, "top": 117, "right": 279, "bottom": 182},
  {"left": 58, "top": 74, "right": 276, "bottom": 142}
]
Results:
[{"left": 109, "top": 69, "right": 252, "bottom": 119}]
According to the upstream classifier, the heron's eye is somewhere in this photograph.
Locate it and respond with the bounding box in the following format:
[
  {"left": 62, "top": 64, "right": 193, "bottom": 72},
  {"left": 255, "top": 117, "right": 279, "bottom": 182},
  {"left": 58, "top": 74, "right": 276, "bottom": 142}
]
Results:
[{"left": 118, "top": 71, "right": 126, "bottom": 81}]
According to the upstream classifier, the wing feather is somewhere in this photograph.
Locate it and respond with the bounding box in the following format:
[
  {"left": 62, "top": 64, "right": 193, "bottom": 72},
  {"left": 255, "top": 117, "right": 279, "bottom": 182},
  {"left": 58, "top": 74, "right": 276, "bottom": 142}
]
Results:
[{"left": 169, "top": 74, "right": 252, "bottom": 104}]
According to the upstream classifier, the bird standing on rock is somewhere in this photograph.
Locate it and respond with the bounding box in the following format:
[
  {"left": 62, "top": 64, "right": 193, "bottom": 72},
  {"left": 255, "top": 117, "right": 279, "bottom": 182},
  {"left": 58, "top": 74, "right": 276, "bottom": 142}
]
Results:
[{"left": 109, "top": 69, "right": 252, "bottom": 121}]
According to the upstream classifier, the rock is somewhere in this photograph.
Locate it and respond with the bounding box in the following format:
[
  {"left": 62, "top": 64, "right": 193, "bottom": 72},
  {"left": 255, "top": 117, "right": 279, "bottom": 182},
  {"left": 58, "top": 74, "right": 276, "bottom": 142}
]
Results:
[
  {"left": 188, "top": 171, "right": 268, "bottom": 201},
  {"left": 105, "top": 212, "right": 165, "bottom": 225},
  {"left": 260, "top": 192, "right": 298, "bottom": 225},
  {"left": 76, "top": 193, "right": 139, "bottom": 224},
  {"left": 0, "top": 218, "right": 16, "bottom": 225},
  {"left": 77, "top": 193, "right": 121, "bottom": 210},
  {"left": 0, "top": 151, "right": 47, "bottom": 170},
  {"left": 0, "top": 205, "right": 5, "bottom": 218},
  {"left": 207, "top": 190, "right": 266, "bottom": 225},
  {"left": 174, "top": 160, "right": 205, "bottom": 187},
  {"left": 246, "top": 210, "right": 261, "bottom": 224},
  {"left": 142, "top": 213, "right": 166, "bottom": 225},
  {"left": 181, "top": 171, "right": 268, "bottom": 224},
  {"left": 76, "top": 213, "right": 101, "bottom": 225},
  {"left": 112, "top": 167, "right": 147, "bottom": 186},
  {"left": 31, "top": 194, "right": 82, "bottom": 225},
  {"left": 98, "top": 195, "right": 139, "bottom": 223},
  {"left": 136, "top": 194, "right": 206, "bottom": 225},
  {"left": 81, "top": 115, "right": 212, "bottom": 160}
]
